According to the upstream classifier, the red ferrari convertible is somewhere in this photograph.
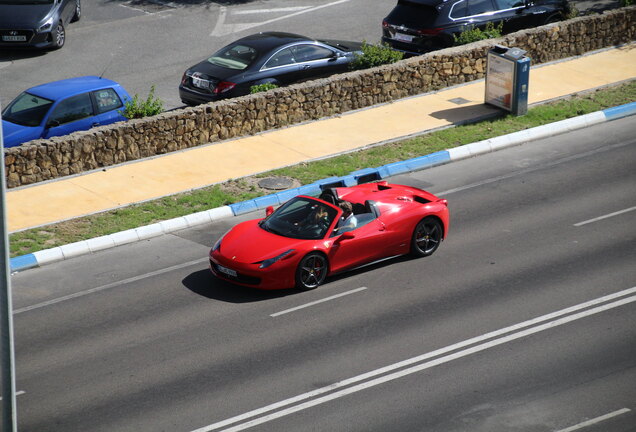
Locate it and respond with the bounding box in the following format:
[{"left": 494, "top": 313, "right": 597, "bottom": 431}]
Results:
[{"left": 209, "top": 181, "right": 449, "bottom": 290}]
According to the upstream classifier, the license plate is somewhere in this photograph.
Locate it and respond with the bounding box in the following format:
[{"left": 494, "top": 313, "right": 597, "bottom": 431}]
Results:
[
  {"left": 2, "top": 35, "right": 26, "bottom": 42},
  {"left": 217, "top": 264, "right": 237, "bottom": 277},
  {"left": 192, "top": 77, "right": 209, "bottom": 89},
  {"left": 394, "top": 33, "right": 413, "bottom": 42}
]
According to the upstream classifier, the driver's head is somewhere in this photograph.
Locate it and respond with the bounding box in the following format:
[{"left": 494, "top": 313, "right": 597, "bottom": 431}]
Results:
[{"left": 338, "top": 201, "right": 353, "bottom": 218}]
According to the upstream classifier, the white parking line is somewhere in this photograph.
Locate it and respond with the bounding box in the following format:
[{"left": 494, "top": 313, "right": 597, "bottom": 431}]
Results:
[
  {"left": 14, "top": 258, "right": 208, "bottom": 315},
  {"left": 233, "top": 7, "right": 311, "bottom": 15},
  {"left": 270, "top": 287, "right": 367, "bottom": 317},
  {"left": 554, "top": 408, "right": 631, "bottom": 432},
  {"left": 0, "top": 391, "right": 25, "bottom": 400},
  {"left": 211, "top": 0, "right": 351, "bottom": 37},
  {"left": 190, "top": 286, "right": 636, "bottom": 432},
  {"left": 573, "top": 206, "right": 636, "bottom": 227}
]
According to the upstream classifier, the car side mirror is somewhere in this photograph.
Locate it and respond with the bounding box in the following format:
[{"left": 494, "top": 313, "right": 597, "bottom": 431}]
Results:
[{"left": 265, "top": 206, "right": 274, "bottom": 216}]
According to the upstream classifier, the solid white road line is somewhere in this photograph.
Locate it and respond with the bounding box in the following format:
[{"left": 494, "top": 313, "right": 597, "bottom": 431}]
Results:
[
  {"left": 554, "top": 408, "right": 631, "bottom": 432},
  {"left": 14, "top": 258, "right": 208, "bottom": 315},
  {"left": 573, "top": 206, "right": 636, "bottom": 227},
  {"left": 190, "top": 286, "right": 636, "bottom": 432},
  {"left": 270, "top": 287, "right": 367, "bottom": 317}
]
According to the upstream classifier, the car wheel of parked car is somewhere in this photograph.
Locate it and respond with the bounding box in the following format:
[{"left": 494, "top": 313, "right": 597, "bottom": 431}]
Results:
[
  {"left": 71, "top": 0, "right": 81, "bottom": 22},
  {"left": 52, "top": 22, "right": 65, "bottom": 49},
  {"left": 411, "top": 217, "right": 443, "bottom": 257},
  {"left": 296, "top": 253, "right": 328, "bottom": 290}
]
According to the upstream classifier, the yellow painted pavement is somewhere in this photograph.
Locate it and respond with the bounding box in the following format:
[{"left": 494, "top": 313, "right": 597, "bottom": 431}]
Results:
[{"left": 7, "top": 46, "right": 636, "bottom": 232}]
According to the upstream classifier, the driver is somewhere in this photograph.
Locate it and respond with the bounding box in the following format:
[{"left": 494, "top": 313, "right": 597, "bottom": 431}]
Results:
[{"left": 337, "top": 201, "right": 358, "bottom": 232}]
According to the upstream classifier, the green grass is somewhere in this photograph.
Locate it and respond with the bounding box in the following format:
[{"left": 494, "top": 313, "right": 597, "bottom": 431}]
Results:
[{"left": 9, "top": 81, "right": 635, "bottom": 257}]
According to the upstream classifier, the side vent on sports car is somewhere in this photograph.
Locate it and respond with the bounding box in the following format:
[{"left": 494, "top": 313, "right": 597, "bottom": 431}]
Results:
[{"left": 413, "top": 196, "right": 431, "bottom": 204}]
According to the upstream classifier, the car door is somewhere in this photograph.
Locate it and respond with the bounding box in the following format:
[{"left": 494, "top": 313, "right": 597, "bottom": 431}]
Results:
[
  {"left": 327, "top": 217, "right": 389, "bottom": 274},
  {"left": 491, "top": 0, "right": 533, "bottom": 33},
  {"left": 291, "top": 44, "right": 346, "bottom": 82},
  {"left": 91, "top": 87, "right": 125, "bottom": 126},
  {"left": 42, "top": 92, "right": 96, "bottom": 139},
  {"left": 260, "top": 47, "right": 301, "bottom": 85},
  {"left": 59, "top": 0, "right": 75, "bottom": 24}
]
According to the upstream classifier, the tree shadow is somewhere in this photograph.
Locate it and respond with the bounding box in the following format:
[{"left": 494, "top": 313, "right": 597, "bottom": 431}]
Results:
[{"left": 0, "top": 48, "right": 47, "bottom": 62}]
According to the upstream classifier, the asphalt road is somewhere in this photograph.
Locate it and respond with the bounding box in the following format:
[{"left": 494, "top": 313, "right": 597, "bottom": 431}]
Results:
[
  {"left": 8, "top": 116, "right": 636, "bottom": 431},
  {"left": 0, "top": 0, "right": 621, "bottom": 111}
]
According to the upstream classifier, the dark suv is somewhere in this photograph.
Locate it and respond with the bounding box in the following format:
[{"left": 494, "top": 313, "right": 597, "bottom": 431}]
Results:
[{"left": 382, "top": 0, "right": 570, "bottom": 55}]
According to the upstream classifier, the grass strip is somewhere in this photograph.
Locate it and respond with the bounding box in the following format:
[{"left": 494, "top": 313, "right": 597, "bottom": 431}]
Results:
[{"left": 10, "top": 81, "right": 636, "bottom": 257}]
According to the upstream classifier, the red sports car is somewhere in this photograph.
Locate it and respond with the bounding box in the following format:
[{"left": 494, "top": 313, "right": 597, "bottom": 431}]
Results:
[{"left": 209, "top": 181, "right": 449, "bottom": 290}]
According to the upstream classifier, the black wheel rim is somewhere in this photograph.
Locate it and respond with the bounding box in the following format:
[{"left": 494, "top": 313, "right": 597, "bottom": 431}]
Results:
[
  {"left": 415, "top": 221, "right": 441, "bottom": 255},
  {"left": 300, "top": 255, "right": 326, "bottom": 289},
  {"left": 55, "top": 24, "right": 65, "bottom": 46}
]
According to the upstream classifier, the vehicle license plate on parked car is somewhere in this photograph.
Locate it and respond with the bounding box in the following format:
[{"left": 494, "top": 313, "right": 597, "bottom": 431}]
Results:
[
  {"left": 217, "top": 264, "right": 237, "bottom": 277},
  {"left": 192, "top": 76, "right": 210, "bottom": 89},
  {"left": 394, "top": 33, "right": 413, "bottom": 42},
  {"left": 2, "top": 35, "right": 26, "bottom": 42}
]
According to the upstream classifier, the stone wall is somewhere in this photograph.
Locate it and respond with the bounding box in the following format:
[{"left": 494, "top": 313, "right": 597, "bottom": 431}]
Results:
[{"left": 5, "top": 7, "right": 635, "bottom": 188}]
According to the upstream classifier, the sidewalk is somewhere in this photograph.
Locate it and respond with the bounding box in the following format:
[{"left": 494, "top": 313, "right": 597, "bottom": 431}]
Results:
[{"left": 7, "top": 45, "right": 636, "bottom": 233}]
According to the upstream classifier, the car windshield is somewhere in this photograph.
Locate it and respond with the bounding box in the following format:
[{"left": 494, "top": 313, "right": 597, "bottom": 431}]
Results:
[
  {"left": 207, "top": 44, "right": 258, "bottom": 70},
  {"left": 260, "top": 197, "right": 338, "bottom": 240},
  {"left": 0, "top": 0, "right": 53, "bottom": 4},
  {"left": 2, "top": 92, "right": 54, "bottom": 127}
]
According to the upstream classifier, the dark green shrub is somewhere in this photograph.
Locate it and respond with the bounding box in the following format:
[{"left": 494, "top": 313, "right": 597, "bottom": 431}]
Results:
[
  {"left": 250, "top": 83, "right": 279, "bottom": 94},
  {"left": 120, "top": 85, "right": 164, "bottom": 119},
  {"left": 620, "top": 0, "right": 633, "bottom": 6},
  {"left": 349, "top": 42, "right": 404, "bottom": 70},
  {"left": 454, "top": 22, "right": 503, "bottom": 45}
]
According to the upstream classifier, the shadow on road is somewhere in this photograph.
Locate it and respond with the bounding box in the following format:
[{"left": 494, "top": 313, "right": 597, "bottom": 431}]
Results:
[
  {"left": 0, "top": 49, "right": 47, "bottom": 62},
  {"left": 183, "top": 269, "right": 292, "bottom": 303}
]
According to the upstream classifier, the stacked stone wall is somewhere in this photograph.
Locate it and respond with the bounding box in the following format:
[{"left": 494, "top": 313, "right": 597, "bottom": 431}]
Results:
[{"left": 5, "top": 7, "right": 634, "bottom": 188}]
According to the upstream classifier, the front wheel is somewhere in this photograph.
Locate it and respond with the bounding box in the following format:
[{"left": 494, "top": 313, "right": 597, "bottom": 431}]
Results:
[
  {"left": 51, "top": 22, "right": 65, "bottom": 49},
  {"left": 295, "top": 253, "right": 328, "bottom": 290},
  {"left": 411, "top": 217, "right": 443, "bottom": 257}
]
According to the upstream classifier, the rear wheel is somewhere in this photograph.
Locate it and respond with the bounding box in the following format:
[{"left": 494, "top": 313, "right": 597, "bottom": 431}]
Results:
[
  {"left": 411, "top": 217, "right": 443, "bottom": 257},
  {"left": 295, "top": 253, "right": 328, "bottom": 290},
  {"left": 71, "top": 0, "right": 81, "bottom": 22}
]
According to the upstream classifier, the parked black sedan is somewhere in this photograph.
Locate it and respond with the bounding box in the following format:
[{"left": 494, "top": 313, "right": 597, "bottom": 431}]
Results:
[
  {"left": 0, "top": 0, "right": 81, "bottom": 49},
  {"left": 179, "top": 32, "right": 363, "bottom": 106},
  {"left": 382, "top": 0, "right": 571, "bottom": 55}
]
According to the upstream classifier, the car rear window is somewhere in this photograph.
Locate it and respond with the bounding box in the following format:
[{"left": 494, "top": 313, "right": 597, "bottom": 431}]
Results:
[
  {"left": 386, "top": 1, "right": 439, "bottom": 28},
  {"left": 1, "top": 92, "right": 53, "bottom": 127},
  {"left": 207, "top": 44, "right": 257, "bottom": 70}
]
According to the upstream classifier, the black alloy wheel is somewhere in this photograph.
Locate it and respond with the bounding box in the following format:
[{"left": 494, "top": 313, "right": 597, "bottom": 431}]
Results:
[
  {"left": 52, "top": 22, "right": 65, "bottom": 49},
  {"left": 71, "top": 0, "right": 82, "bottom": 22},
  {"left": 411, "top": 217, "right": 443, "bottom": 257},
  {"left": 295, "top": 253, "right": 328, "bottom": 290}
]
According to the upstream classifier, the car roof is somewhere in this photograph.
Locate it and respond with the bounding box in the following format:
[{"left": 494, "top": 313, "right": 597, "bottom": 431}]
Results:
[
  {"left": 234, "top": 32, "right": 313, "bottom": 50},
  {"left": 26, "top": 76, "right": 120, "bottom": 101}
]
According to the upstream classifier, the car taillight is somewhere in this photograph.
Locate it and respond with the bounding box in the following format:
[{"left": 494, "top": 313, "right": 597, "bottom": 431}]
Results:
[
  {"left": 417, "top": 28, "right": 442, "bottom": 35},
  {"left": 382, "top": 20, "right": 389, "bottom": 28},
  {"left": 213, "top": 81, "right": 236, "bottom": 94}
]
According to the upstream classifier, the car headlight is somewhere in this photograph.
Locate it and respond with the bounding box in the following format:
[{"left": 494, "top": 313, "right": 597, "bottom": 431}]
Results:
[
  {"left": 259, "top": 249, "right": 295, "bottom": 269},
  {"left": 38, "top": 17, "right": 54, "bottom": 32}
]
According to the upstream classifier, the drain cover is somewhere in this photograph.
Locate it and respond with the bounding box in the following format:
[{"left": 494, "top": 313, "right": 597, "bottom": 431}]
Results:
[
  {"left": 258, "top": 177, "right": 293, "bottom": 190},
  {"left": 448, "top": 97, "right": 471, "bottom": 105}
]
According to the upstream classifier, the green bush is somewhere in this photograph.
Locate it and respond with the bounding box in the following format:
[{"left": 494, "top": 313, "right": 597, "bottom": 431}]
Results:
[
  {"left": 349, "top": 42, "right": 403, "bottom": 70},
  {"left": 620, "top": 0, "right": 633, "bottom": 6},
  {"left": 250, "top": 83, "right": 279, "bottom": 94},
  {"left": 119, "top": 85, "right": 164, "bottom": 119},
  {"left": 454, "top": 22, "right": 503, "bottom": 45}
]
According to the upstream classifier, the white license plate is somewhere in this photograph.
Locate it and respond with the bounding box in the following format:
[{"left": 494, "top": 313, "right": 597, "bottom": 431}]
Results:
[
  {"left": 2, "top": 35, "right": 26, "bottom": 42},
  {"left": 394, "top": 33, "right": 413, "bottom": 42},
  {"left": 192, "top": 77, "right": 209, "bottom": 89},
  {"left": 217, "top": 264, "right": 237, "bottom": 277}
]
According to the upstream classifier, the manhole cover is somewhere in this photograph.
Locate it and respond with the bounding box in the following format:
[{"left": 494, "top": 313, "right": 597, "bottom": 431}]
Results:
[
  {"left": 448, "top": 97, "right": 471, "bottom": 105},
  {"left": 258, "top": 177, "right": 293, "bottom": 190}
]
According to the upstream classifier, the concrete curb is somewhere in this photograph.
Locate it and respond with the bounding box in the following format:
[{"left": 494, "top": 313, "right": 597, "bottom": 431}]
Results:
[{"left": 10, "top": 102, "right": 636, "bottom": 273}]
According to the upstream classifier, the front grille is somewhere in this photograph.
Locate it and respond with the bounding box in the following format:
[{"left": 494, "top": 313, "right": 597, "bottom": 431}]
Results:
[
  {"left": 211, "top": 261, "right": 261, "bottom": 286},
  {"left": 0, "top": 29, "right": 35, "bottom": 44}
]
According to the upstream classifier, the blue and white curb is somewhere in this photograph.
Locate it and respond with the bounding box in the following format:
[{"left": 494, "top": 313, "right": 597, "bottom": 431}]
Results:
[{"left": 10, "top": 102, "right": 636, "bottom": 273}]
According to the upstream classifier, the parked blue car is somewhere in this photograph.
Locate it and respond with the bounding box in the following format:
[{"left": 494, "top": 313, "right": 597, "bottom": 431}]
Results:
[{"left": 2, "top": 76, "right": 131, "bottom": 148}]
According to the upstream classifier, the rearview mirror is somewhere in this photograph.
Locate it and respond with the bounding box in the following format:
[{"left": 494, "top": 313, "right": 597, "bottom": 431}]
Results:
[{"left": 265, "top": 206, "right": 274, "bottom": 216}]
